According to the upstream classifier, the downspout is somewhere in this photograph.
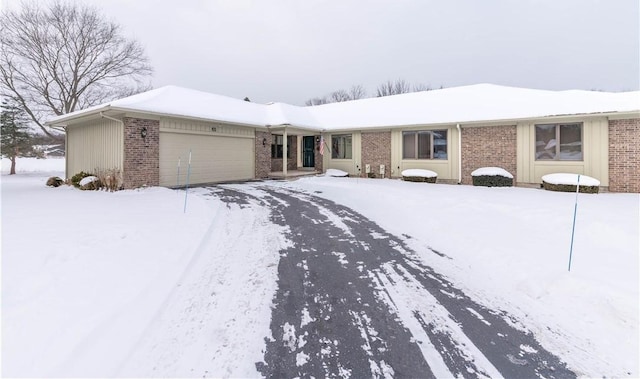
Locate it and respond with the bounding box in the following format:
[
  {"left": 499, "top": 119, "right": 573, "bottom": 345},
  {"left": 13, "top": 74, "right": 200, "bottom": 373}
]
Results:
[
  {"left": 100, "top": 112, "right": 125, "bottom": 175},
  {"left": 456, "top": 123, "right": 462, "bottom": 184}
]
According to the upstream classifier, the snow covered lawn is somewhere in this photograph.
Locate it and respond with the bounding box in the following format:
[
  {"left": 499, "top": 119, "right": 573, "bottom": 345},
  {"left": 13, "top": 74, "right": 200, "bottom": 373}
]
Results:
[{"left": 2, "top": 158, "right": 638, "bottom": 377}]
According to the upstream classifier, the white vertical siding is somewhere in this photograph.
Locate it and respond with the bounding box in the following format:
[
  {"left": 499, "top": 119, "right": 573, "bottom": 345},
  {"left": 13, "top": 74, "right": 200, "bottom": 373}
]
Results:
[
  {"left": 323, "top": 132, "right": 361, "bottom": 175},
  {"left": 390, "top": 125, "right": 458, "bottom": 180},
  {"left": 516, "top": 117, "right": 609, "bottom": 186},
  {"left": 65, "top": 118, "right": 123, "bottom": 178}
]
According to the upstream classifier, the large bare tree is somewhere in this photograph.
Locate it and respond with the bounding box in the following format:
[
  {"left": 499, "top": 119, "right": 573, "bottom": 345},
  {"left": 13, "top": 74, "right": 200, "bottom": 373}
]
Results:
[{"left": 0, "top": 1, "right": 153, "bottom": 138}]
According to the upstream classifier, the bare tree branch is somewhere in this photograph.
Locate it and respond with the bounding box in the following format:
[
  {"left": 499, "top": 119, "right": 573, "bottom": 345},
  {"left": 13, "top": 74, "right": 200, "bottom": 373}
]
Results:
[
  {"left": 305, "top": 84, "right": 367, "bottom": 106},
  {"left": 376, "top": 79, "right": 411, "bottom": 97},
  {"left": 0, "top": 1, "right": 153, "bottom": 137}
]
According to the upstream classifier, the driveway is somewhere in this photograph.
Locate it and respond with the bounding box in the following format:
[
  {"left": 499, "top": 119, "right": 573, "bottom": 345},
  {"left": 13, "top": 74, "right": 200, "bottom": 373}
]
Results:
[{"left": 213, "top": 184, "right": 575, "bottom": 379}]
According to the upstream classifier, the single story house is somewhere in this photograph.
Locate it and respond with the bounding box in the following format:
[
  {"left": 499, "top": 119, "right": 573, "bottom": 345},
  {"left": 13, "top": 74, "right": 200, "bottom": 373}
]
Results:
[{"left": 46, "top": 84, "right": 640, "bottom": 192}]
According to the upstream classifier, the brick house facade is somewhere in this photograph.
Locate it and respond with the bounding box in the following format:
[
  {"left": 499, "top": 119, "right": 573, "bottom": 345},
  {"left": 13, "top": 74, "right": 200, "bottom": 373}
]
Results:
[
  {"left": 461, "top": 125, "right": 517, "bottom": 185},
  {"left": 608, "top": 118, "right": 640, "bottom": 193},
  {"left": 361, "top": 132, "right": 391, "bottom": 178},
  {"left": 123, "top": 117, "right": 159, "bottom": 189}
]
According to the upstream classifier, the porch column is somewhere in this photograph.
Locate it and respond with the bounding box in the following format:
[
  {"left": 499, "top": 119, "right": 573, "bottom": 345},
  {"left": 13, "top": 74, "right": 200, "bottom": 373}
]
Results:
[{"left": 283, "top": 128, "right": 288, "bottom": 176}]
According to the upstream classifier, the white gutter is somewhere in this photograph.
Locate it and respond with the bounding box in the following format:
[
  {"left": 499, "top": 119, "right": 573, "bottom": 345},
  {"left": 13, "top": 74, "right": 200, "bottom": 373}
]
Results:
[
  {"left": 456, "top": 123, "right": 462, "bottom": 184},
  {"left": 100, "top": 111, "right": 123, "bottom": 125}
]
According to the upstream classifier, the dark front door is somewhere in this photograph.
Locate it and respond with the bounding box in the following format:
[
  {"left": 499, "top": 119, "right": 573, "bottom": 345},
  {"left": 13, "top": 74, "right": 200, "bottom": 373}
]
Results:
[{"left": 303, "top": 136, "right": 315, "bottom": 168}]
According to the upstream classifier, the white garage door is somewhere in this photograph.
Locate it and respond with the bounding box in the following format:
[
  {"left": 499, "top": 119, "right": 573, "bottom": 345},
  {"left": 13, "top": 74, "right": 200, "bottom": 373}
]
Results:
[{"left": 159, "top": 131, "right": 254, "bottom": 187}]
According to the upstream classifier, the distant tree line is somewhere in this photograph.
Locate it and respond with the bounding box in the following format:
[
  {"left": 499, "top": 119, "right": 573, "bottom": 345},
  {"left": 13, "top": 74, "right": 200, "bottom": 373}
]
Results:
[{"left": 305, "top": 79, "right": 443, "bottom": 106}]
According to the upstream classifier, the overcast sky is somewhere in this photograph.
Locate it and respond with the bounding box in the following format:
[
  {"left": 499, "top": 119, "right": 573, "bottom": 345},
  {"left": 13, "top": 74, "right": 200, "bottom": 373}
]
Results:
[{"left": 4, "top": 0, "right": 640, "bottom": 105}]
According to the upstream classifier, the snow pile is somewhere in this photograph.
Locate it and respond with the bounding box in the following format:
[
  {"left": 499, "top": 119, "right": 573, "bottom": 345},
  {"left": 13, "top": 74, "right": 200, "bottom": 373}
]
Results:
[
  {"left": 471, "top": 167, "right": 513, "bottom": 178},
  {"left": 542, "top": 173, "right": 600, "bottom": 186},
  {"left": 325, "top": 168, "right": 349, "bottom": 177},
  {"left": 401, "top": 169, "right": 437, "bottom": 178}
]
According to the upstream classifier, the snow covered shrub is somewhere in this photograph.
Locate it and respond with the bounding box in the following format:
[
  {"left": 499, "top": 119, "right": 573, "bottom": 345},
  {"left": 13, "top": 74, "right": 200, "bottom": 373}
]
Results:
[
  {"left": 70, "top": 171, "right": 93, "bottom": 188},
  {"left": 79, "top": 176, "right": 101, "bottom": 190},
  {"left": 401, "top": 169, "right": 437, "bottom": 183},
  {"left": 46, "top": 176, "right": 64, "bottom": 187},
  {"left": 542, "top": 173, "right": 600, "bottom": 194},
  {"left": 472, "top": 175, "right": 513, "bottom": 187},
  {"left": 403, "top": 175, "right": 436, "bottom": 183},
  {"left": 542, "top": 182, "right": 599, "bottom": 194},
  {"left": 471, "top": 167, "right": 513, "bottom": 187}
]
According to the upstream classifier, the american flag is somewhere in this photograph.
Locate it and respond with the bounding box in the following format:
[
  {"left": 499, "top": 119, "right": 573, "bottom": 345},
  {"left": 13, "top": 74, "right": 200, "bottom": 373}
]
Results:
[{"left": 319, "top": 136, "right": 325, "bottom": 156}]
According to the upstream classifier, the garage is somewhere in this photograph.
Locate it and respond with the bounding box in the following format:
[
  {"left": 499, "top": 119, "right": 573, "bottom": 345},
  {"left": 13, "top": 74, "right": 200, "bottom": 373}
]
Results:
[{"left": 159, "top": 118, "right": 255, "bottom": 187}]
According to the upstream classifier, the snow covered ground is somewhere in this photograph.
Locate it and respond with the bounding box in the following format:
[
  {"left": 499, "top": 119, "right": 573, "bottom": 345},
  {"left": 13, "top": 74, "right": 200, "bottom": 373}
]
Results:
[{"left": 2, "top": 158, "right": 638, "bottom": 377}]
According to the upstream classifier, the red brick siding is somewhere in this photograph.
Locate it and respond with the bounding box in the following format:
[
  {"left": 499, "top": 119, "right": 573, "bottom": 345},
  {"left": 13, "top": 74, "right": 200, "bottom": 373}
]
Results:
[
  {"left": 609, "top": 118, "right": 640, "bottom": 193},
  {"left": 461, "top": 125, "right": 517, "bottom": 185},
  {"left": 255, "top": 131, "right": 271, "bottom": 178},
  {"left": 123, "top": 117, "right": 159, "bottom": 189},
  {"left": 361, "top": 131, "right": 391, "bottom": 178}
]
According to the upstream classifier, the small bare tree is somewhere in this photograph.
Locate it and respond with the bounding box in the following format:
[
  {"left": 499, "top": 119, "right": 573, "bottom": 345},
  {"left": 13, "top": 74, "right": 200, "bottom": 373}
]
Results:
[
  {"left": 329, "top": 89, "right": 351, "bottom": 103},
  {"left": 376, "top": 79, "right": 412, "bottom": 97},
  {"left": 0, "top": 1, "right": 153, "bottom": 138},
  {"left": 348, "top": 84, "right": 367, "bottom": 100},
  {"left": 305, "top": 84, "right": 367, "bottom": 106},
  {"left": 305, "top": 96, "right": 330, "bottom": 106}
]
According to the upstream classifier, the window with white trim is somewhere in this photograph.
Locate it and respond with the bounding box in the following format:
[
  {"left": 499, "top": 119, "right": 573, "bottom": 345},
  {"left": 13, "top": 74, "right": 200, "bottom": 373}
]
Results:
[
  {"left": 402, "top": 130, "right": 447, "bottom": 159},
  {"left": 535, "top": 123, "right": 583, "bottom": 161},
  {"left": 331, "top": 134, "right": 352, "bottom": 159}
]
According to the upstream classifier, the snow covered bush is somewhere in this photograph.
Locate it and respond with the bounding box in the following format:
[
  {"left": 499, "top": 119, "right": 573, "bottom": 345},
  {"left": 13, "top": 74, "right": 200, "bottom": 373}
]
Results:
[
  {"left": 70, "top": 171, "right": 93, "bottom": 188},
  {"left": 79, "top": 175, "right": 101, "bottom": 190},
  {"left": 401, "top": 169, "right": 437, "bottom": 183},
  {"left": 471, "top": 167, "right": 513, "bottom": 187},
  {"left": 542, "top": 173, "right": 600, "bottom": 194}
]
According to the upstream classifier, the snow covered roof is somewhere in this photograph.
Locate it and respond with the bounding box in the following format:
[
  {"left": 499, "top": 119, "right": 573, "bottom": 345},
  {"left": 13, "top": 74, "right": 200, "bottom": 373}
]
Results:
[{"left": 47, "top": 84, "right": 640, "bottom": 130}]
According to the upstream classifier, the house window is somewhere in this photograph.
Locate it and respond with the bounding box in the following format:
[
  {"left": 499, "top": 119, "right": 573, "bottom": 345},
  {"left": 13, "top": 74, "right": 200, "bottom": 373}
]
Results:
[
  {"left": 271, "top": 135, "right": 292, "bottom": 159},
  {"left": 535, "top": 123, "right": 583, "bottom": 161},
  {"left": 402, "top": 130, "right": 447, "bottom": 159},
  {"left": 332, "top": 134, "right": 352, "bottom": 159}
]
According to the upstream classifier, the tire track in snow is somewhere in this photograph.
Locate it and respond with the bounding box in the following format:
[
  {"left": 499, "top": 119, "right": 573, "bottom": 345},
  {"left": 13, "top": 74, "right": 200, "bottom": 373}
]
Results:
[{"left": 218, "top": 185, "right": 576, "bottom": 379}]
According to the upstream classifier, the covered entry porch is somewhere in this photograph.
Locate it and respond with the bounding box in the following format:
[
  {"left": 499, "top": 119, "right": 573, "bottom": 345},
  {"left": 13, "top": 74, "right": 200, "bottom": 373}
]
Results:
[{"left": 266, "top": 123, "right": 324, "bottom": 178}]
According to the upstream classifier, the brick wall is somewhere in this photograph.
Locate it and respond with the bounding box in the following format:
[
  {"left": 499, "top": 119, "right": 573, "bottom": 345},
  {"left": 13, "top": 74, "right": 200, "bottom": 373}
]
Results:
[
  {"left": 609, "top": 118, "right": 640, "bottom": 193},
  {"left": 123, "top": 117, "right": 159, "bottom": 189},
  {"left": 361, "top": 131, "right": 391, "bottom": 178},
  {"left": 255, "top": 131, "right": 271, "bottom": 178},
  {"left": 270, "top": 135, "right": 298, "bottom": 172},
  {"left": 461, "top": 125, "right": 517, "bottom": 185}
]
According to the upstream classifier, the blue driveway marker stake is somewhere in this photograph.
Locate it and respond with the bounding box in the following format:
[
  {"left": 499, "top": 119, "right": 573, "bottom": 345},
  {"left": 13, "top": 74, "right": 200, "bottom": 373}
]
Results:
[
  {"left": 183, "top": 150, "right": 192, "bottom": 213},
  {"left": 568, "top": 174, "right": 581, "bottom": 271},
  {"left": 177, "top": 157, "right": 181, "bottom": 190}
]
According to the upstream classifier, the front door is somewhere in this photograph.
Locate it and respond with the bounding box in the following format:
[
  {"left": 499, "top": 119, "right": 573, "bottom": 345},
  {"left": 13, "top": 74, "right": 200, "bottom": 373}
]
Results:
[{"left": 303, "top": 136, "right": 315, "bottom": 168}]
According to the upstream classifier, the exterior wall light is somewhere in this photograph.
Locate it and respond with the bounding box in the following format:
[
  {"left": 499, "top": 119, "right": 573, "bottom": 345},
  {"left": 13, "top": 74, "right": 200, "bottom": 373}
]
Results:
[
  {"left": 140, "top": 127, "right": 148, "bottom": 138},
  {"left": 263, "top": 137, "right": 267, "bottom": 146}
]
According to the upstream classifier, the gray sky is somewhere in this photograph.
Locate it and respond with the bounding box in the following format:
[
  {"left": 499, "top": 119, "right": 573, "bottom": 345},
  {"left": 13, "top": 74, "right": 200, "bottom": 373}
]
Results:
[{"left": 4, "top": 0, "right": 640, "bottom": 105}]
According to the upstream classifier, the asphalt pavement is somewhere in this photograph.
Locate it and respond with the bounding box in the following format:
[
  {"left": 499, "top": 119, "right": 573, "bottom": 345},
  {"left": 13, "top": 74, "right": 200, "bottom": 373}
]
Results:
[{"left": 213, "top": 185, "right": 576, "bottom": 379}]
